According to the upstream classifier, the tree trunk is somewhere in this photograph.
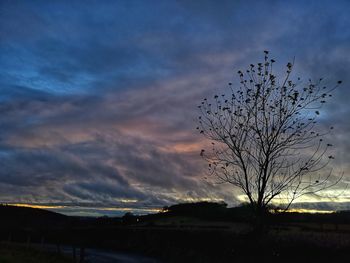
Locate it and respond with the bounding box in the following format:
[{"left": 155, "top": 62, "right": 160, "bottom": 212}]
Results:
[
  {"left": 252, "top": 205, "right": 268, "bottom": 235},
  {"left": 79, "top": 247, "right": 85, "bottom": 263}
]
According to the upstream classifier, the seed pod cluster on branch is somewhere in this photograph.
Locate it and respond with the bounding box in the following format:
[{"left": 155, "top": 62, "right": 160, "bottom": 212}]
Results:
[{"left": 196, "top": 51, "right": 342, "bottom": 211}]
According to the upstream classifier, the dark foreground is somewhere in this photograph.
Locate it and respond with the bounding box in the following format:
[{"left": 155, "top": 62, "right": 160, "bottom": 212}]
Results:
[
  {"left": 0, "top": 204, "right": 349, "bottom": 262},
  {"left": 0, "top": 243, "right": 160, "bottom": 263}
]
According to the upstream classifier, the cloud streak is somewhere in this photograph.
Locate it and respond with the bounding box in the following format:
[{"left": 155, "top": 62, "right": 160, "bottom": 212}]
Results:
[{"left": 0, "top": 0, "right": 349, "bottom": 215}]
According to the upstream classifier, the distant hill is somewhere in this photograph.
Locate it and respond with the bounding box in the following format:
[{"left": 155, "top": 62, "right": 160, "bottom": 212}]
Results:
[
  {"left": 164, "top": 201, "right": 228, "bottom": 218},
  {"left": 133, "top": 202, "right": 350, "bottom": 225},
  {"left": 1, "top": 202, "right": 349, "bottom": 228},
  {"left": 129, "top": 202, "right": 257, "bottom": 225},
  {"left": 0, "top": 204, "right": 68, "bottom": 229}
]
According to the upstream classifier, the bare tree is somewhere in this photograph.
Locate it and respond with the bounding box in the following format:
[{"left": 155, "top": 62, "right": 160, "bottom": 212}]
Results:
[{"left": 197, "top": 51, "right": 342, "bottom": 221}]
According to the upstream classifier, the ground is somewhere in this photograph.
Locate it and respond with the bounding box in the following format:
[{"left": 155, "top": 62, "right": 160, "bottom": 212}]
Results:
[{"left": 0, "top": 243, "right": 71, "bottom": 263}]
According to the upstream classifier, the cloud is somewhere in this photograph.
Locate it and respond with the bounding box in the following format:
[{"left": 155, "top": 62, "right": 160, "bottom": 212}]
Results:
[{"left": 0, "top": 0, "right": 349, "bottom": 214}]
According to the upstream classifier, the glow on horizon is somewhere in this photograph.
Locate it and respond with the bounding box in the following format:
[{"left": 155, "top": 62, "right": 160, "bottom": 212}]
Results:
[
  {"left": 5, "top": 202, "right": 340, "bottom": 215},
  {"left": 236, "top": 189, "right": 350, "bottom": 207},
  {"left": 7, "top": 203, "right": 162, "bottom": 214},
  {"left": 9, "top": 203, "right": 67, "bottom": 210},
  {"left": 281, "top": 209, "right": 334, "bottom": 214}
]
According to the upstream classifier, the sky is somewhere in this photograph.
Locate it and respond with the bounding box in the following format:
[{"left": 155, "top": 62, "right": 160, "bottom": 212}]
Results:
[{"left": 0, "top": 0, "right": 350, "bottom": 216}]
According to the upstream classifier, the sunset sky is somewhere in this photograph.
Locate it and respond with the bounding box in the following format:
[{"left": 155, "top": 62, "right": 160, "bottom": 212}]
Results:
[{"left": 1, "top": 0, "right": 349, "bottom": 216}]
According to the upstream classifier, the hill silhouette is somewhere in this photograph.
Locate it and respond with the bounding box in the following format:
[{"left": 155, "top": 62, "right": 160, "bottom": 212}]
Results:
[
  {"left": 0, "top": 203, "right": 349, "bottom": 262},
  {"left": 0, "top": 204, "right": 68, "bottom": 228},
  {"left": 1, "top": 202, "right": 350, "bottom": 227},
  {"left": 135, "top": 202, "right": 350, "bottom": 226}
]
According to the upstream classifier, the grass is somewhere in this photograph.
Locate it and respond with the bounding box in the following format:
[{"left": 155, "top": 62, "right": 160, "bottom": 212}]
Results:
[{"left": 0, "top": 243, "right": 71, "bottom": 263}]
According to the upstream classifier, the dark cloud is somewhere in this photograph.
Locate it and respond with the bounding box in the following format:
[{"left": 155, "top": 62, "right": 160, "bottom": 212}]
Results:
[{"left": 0, "top": 0, "right": 349, "bottom": 215}]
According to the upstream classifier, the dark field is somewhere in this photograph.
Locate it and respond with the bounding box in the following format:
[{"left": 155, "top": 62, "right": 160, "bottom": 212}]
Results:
[
  {"left": 0, "top": 243, "right": 71, "bottom": 263},
  {"left": 0, "top": 203, "right": 349, "bottom": 263}
]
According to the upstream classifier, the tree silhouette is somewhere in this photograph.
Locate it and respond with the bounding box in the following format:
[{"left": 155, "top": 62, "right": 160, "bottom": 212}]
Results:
[{"left": 197, "top": 51, "right": 342, "bottom": 228}]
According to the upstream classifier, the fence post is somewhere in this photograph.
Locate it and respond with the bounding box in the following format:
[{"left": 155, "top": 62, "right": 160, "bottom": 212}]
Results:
[
  {"left": 41, "top": 236, "right": 45, "bottom": 248},
  {"left": 26, "top": 235, "right": 31, "bottom": 248},
  {"left": 57, "top": 243, "right": 61, "bottom": 254},
  {"left": 73, "top": 246, "right": 77, "bottom": 263},
  {"left": 79, "top": 247, "right": 85, "bottom": 263}
]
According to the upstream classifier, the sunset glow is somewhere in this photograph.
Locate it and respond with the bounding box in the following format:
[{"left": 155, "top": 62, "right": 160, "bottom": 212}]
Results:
[{"left": 0, "top": 0, "right": 349, "bottom": 216}]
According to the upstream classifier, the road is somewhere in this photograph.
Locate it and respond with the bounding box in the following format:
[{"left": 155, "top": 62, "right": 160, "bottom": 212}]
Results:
[
  {"left": 38, "top": 244, "right": 161, "bottom": 263},
  {"left": 83, "top": 248, "right": 161, "bottom": 263}
]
